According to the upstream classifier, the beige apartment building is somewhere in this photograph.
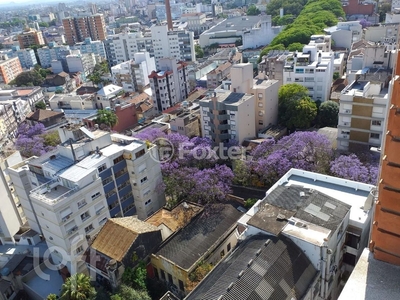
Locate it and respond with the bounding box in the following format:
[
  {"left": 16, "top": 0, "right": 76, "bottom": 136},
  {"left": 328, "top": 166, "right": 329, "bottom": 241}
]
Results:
[
  {"left": 17, "top": 28, "right": 45, "bottom": 49},
  {"left": 63, "top": 14, "right": 107, "bottom": 45},
  {"left": 0, "top": 56, "right": 23, "bottom": 84}
]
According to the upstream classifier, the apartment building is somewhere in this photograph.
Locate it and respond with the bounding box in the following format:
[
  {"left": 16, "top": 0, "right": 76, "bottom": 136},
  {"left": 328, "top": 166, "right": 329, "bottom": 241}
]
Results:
[
  {"left": 242, "top": 15, "right": 283, "bottom": 50},
  {"left": 258, "top": 50, "right": 291, "bottom": 86},
  {"left": 230, "top": 63, "right": 280, "bottom": 132},
  {"left": 0, "top": 56, "right": 23, "bottom": 84},
  {"left": 149, "top": 58, "right": 190, "bottom": 113},
  {"left": 370, "top": 51, "right": 400, "bottom": 265},
  {"left": 6, "top": 47, "right": 37, "bottom": 69},
  {"left": 66, "top": 53, "right": 97, "bottom": 78},
  {"left": 199, "top": 90, "right": 255, "bottom": 145},
  {"left": 8, "top": 125, "right": 165, "bottom": 273},
  {"left": 180, "top": 13, "right": 207, "bottom": 36},
  {"left": 150, "top": 24, "right": 195, "bottom": 66},
  {"left": 111, "top": 52, "right": 156, "bottom": 92},
  {"left": 37, "top": 42, "right": 71, "bottom": 68},
  {"left": 206, "top": 62, "right": 232, "bottom": 89},
  {"left": 237, "top": 168, "right": 375, "bottom": 300},
  {"left": 347, "top": 40, "right": 394, "bottom": 74},
  {"left": 324, "top": 21, "right": 362, "bottom": 49},
  {"left": 364, "top": 24, "right": 398, "bottom": 43},
  {"left": 103, "top": 31, "right": 153, "bottom": 67},
  {"left": 17, "top": 28, "right": 45, "bottom": 49},
  {"left": 70, "top": 37, "right": 107, "bottom": 59},
  {"left": 283, "top": 45, "right": 334, "bottom": 101},
  {"left": 63, "top": 14, "right": 107, "bottom": 46},
  {"left": 337, "top": 79, "right": 389, "bottom": 151}
]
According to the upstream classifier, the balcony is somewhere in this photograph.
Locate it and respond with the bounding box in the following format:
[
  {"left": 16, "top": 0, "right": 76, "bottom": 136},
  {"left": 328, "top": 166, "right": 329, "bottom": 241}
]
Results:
[
  {"left": 96, "top": 207, "right": 105, "bottom": 215},
  {"left": 67, "top": 226, "right": 78, "bottom": 236},
  {"left": 62, "top": 213, "right": 72, "bottom": 223}
]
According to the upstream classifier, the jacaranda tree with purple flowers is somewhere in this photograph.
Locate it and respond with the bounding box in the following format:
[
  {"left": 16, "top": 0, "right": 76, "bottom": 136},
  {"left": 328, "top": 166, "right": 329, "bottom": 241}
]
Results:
[
  {"left": 135, "top": 128, "right": 234, "bottom": 206},
  {"left": 15, "top": 123, "right": 58, "bottom": 157}
]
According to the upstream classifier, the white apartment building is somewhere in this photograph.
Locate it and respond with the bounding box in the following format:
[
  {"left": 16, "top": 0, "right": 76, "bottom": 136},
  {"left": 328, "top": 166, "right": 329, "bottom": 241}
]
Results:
[
  {"left": 8, "top": 125, "right": 165, "bottom": 274},
  {"left": 199, "top": 90, "right": 255, "bottom": 145},
  {"left": 324, "top": 21, "right": 362, "bottom": 49},
  {"left": 230, "top": 63, "right": 280, "bottom": 132},
  {"left": 238, "top": 168, "right": 375, "bottom": 300},
  {"left": 180, "top": 13, "right": 207, "bottom": 36},
  {"left": 347, "top": 40, "right": 395, "bottom": 74},
  {"left": 70, "top": 37, "right": 107, "bottom": 59},
  {"left": 242, "top": 15, "right": 283, "bottom": 50},
  {"left": 37, "top": 42, "right": 71, "bottom": 68},
  {"left": 309, "top": 35, "right": 332, "bottom": 52},
  {"left": 364, "top": 24, "right": 398, "bottom": 44},
  {"left": 66, "top": 53, "right": 97, "bottom": 78},
  {"left": 337, "top": 79, "right": 389, "bottom": 151},
  {"left": 149, "top": 58, "right": 190, "bottom": 113},
  {"left": 111, "top": 52, "right": 155, "bottom": 92},
  {"left": 150, "top": 24, "right": 195, "bottom": 67},
  {"left": 6, "top": 47, "right": 37, "bottom": 69},
  {"left": 49, "top": 94, "right": 97, "bottom": 110},
  {"left": 283, "top": 45, "right": 334, "bottom": 102}
]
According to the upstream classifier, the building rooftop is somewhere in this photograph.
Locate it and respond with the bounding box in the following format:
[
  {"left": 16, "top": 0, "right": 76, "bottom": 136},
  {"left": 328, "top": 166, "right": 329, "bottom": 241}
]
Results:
[
  {"left": 186, "top": 234, "right": 318, "bottom": 300},
  {"left": 203, "top": 16, "right": 262, "bottom": 35},
  {"left": 26, "top": 109, "right": 64, "bottom": 122},
  {"left": 207, "top": 61, "right": 232, "bottom": 75},
  {"left": 90, "top": 217, "right": 159, "bottom": 262},
  {"left": 155, "top": 202, "right": 244, "bottom": 270},
  {"left": 338, "top": 249, "right": 400, "bottom": 300},
  {"left": 145, "top": 202, "right": 203, "bottom": 232},
  {"left": 204, "top": 90, "right": 253, "bottom": 106},
  {"left": 258, "top": 185, "right": 351, "bottom": 232},
  {"left": 23, "top": 264, "right": 64, "bottom": 299},
  {"left": 96, "top": 84, "right": 123, "bottom": 97}
]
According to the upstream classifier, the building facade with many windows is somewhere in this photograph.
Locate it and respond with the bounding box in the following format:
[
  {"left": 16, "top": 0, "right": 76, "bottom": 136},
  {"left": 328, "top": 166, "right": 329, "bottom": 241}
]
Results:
[{"left": 63, "top": 14, "right": 107, "bottom": 46}]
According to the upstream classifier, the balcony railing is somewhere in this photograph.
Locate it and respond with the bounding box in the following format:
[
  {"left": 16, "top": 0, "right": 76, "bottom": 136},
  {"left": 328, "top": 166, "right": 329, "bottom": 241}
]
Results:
[
  {"left": 67, "top": 226, "right": 78, "bottom": 236},
  {"left": 62, "top": 213, "right": 72, "bottom": 223}
]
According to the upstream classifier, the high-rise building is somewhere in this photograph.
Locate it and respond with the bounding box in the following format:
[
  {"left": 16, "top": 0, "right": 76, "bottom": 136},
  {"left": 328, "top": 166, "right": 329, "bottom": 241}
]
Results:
[
  {"left": 369, "top": 51, "right": 400, "bottom": 265},
  {"left": 199, "top": 90, "right": 256, "bottom": 145},
  {"left": 8, "top": 125, "right": 165, "bottom": 274},
  {"left": 37, "top": 42, "right": 71, "bottom": 68},
  {"left": 17, "top": 27, "right": 45, "bottom": 49},
  {"left": 111, "top": 52, "right": 156, "bottom": 92},
  {"left": 70, "top": 37, "right": 107, "bottom": 59},
  {"left": 0, "top": 56, "right": 23, "bottom": 84},
  {"left": 66, "top": 53, "right": 97, "bottom": 78},
  {"left": 63, "top": 14, "right": 107, "bottom": 46},
  {"left": 148, "top": 58, "right": 190, "bottom": 113},
  {"left": 6, "top": 46, "right": 37, "bottom": 69}
]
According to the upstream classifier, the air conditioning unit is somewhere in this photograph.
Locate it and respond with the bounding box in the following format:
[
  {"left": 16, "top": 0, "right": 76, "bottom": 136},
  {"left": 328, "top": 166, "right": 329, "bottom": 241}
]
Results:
[{"left": 345, "top": 110, "right": 351, "bottom": 113}]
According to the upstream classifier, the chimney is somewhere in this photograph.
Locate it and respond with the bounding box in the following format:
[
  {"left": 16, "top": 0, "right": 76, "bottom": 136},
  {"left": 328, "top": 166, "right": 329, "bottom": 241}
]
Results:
[{"left": 165, "top": 0, "right": 173, "bottom": 31}]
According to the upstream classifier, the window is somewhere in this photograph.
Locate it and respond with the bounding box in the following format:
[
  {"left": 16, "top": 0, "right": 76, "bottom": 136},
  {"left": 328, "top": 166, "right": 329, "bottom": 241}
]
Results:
[
  {"left": 97, "top": 163, "right": 106, "bottom": 173},
  {"left": 258, "top": 102, "right": 263, "bottom": 107},
  {"left": 140, "top": 176, "right": 148, "bottom": 184},
  {"left": 77, "top": 200, "right": 87, "bottom": 209},
  {"left": 135, "top": 149, "right": 145, "bottom": 159},
  {"left": 371, "top": 133, "right": 380, "bottom": 139},
  {"left": 85, "top": 224, "right": 94, "bottom": 234},
  {"left": 258, "top": 93, "right": 263, "bottom": 98},
  {"left": 227, "top": 243, "right": 231, "bottom": 252},
  {"left": 372, "top": 120, "right": 382, "bottom": 126},
  {"left": 168, "top": 273, "right": 173, "bottom": 284},
  {"left": 179, "top": 280, "right": 184, "bottom": 291},
  {"left": 81, "top": 211, "right": 90, "bottom": 221},
  {"left": 343, "top": 252, "right": 356, "bottom": 266},
  {"left": 220, "top": 250, "right": 225, "bottom": 257},
  {"left": 145, "top": 199, "right": 152, "bottom": 206},
  {"left": 113, "top": 155, "right": 124, "bottom": 164},
  {"left": 160, "top": 269, "right": 166, "bottom": 280},
  {"left": 76, "top": 245, "right": 84, "bottom": 254},
  {"left": 91, "top": 192, "right": 101, "bottom": 200},
  {"left": 259, "top": 120, "right": 263, "bottom": 125},
  {"left": 154, "top": 268, "right": 159, "bottom": 279}
]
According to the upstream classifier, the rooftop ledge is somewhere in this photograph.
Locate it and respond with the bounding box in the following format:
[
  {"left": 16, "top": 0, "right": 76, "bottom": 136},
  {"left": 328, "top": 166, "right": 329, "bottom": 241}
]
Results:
[{"left": 30, "top": 179, "right": 78, "bottom": 205}]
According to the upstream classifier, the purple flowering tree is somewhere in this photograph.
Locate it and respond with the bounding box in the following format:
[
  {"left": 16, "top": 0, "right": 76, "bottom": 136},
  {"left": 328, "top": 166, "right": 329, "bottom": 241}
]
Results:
[
  {"left": 15, "top": 123, "right": 56, "bottom": 157},
  {"left": 330, "top": 154, "right": 378, "bottom": 184},
  {"left": 134, "top": 127, "right": 166, "bottom": 142}
]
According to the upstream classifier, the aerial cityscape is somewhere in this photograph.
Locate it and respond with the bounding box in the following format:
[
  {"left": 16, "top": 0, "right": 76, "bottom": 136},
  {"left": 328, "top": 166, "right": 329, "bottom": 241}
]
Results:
[{"left": 0, "top": 0, "right": 398, "bottom": 299}]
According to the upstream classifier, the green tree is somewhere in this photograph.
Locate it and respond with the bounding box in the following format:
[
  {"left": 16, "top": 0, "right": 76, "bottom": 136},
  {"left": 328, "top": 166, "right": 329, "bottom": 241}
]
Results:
[
  {"left": 244, "top": 198, "right": 258, "bottom": 209},
  {"left": 110, "top": 285, "right": 151, "bottom": 300},
  {"left": 35, "top": 101, "right": 46, "bottom": 110},
  {"left": 379, "top": 3, "right": 391, "bottom": 22},
  {"left": 95, "top": 109, "right": 118, "bottom": 129},
  {"left": 195, "top": 45, "right": 204, "bottom": 58},
  {"left": 272, "top": 14, "right": 295, "bottom": 26},
  {"left": 42, "top": 130, "right": 61, "bottom": 147},
  {"left": 121, "top": 261, "right": 147, "bottom": 290},
  {"left": 278, "top": 84, "right": 311, "bottom": 128},
  {"left": 60, "top": 273, "right": 96, "bottom": 300},
  {"left": 14, "top": 70, "right": 44, "bottom": 86},
  {"left": 247, "top": 4, "right": 261, "bottom": 15},
  {"left": 38, "top": 21, "right": 49, "bottom": 27},
  {"left": 287, "top": 42, "right": 304, "bottom": 52},
  {"left": 317, "top": 100, "right": 339, "bottom": 128},
  {"left": 286, "top": 98, "right": 317, "bottom": 129},
  {"left": 47, "top": 294, "right": 58, "bottom": 300},
  {"left": 88, "top": 61, "right": 110, "bottom": 86},
  {"left": 333, "top": 72, "right": 340, "bottom": 80}
]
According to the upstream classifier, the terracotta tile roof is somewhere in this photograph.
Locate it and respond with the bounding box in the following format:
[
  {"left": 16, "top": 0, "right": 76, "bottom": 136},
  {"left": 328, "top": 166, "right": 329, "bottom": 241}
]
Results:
[
  {"left": 57, "top": 71, "right": 69, "bottom": 77},
  {"left": 128, "top": 92, "right": 150, "bottom": 105},
  {"left": 90, "top": 217, "right": 159, "bottom": 261},
  {"left": 145, "top": 202, "right": 203, "bottom": 232},
  {"left": 15, "top": 89, "right": 34, "bottom": 96},
  {"left": 26, "top": 109, "right": 64, "bottom": 122}
]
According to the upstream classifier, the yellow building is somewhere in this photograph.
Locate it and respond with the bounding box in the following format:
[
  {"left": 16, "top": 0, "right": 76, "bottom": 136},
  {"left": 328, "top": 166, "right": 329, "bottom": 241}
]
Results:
[
  {"left": 150, "top": 202, "right": 244, "bottom": 297},
  {"left": 18, "top": 27, "right": 45, "bottom": 49}
]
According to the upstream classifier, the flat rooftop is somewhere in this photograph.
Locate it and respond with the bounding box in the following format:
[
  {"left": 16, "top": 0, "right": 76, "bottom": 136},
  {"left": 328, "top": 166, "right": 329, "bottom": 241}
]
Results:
[
  {"left": 338, "top": 249, "right": 400, "bottom": 300},
  {"left": 24, "top": 265, "right": 64, "bottom": 299},
  {"left": 203, "top": 15, "right": 261, "bottom": 35}
]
